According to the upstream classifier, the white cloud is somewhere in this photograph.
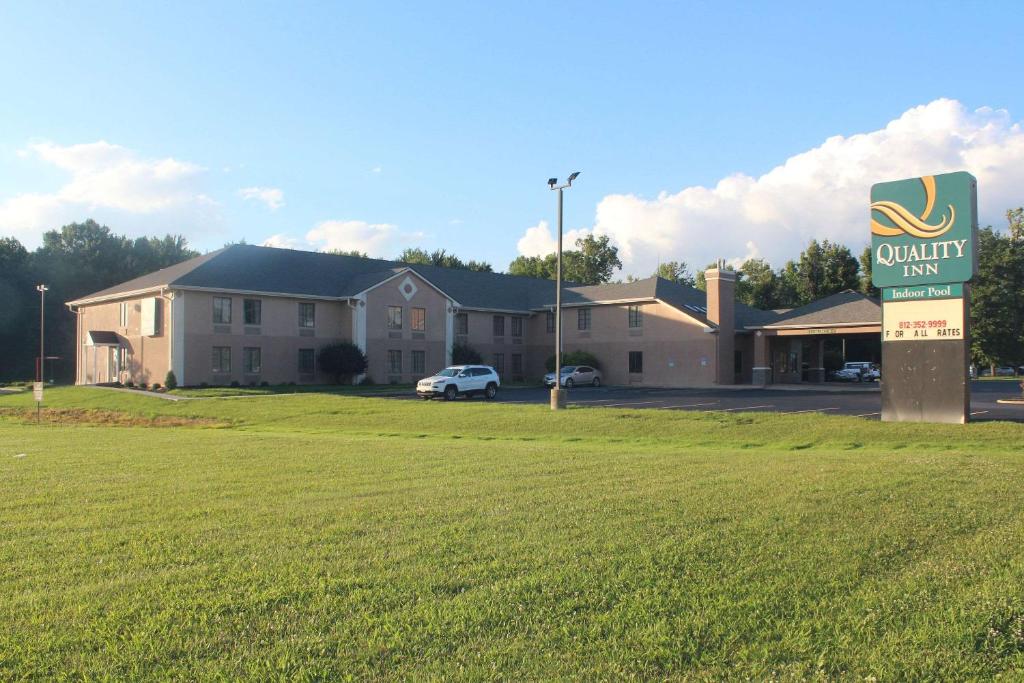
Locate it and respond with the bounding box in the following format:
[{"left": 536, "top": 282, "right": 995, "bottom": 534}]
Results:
[
  {"left": 305, "top": 220, "right": 401, "bottom": 256},
  {"left": 0, "top": 140, "right": 218, "bottom": 247},
  {"left": 371, "top": 165, "right": 382, "bottom": 174},
  {"left": 238, "top": 186, "right": 284, "bottom": 210},
  {"left": 518, "top": 99, "right": 1024, "bottom": 277},
  {"left": 261, "top": 219, "right": 426, "bottom": 258},
  {"left": 516, "top": 220, "right": 590, "bottom": 257},
  {"left": 260, "top": 233, "right": 303, "bottom": 249}
]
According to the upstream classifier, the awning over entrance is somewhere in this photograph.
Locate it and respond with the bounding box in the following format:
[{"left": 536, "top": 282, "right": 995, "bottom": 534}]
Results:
[
  {"left": 743, "top": 290, "right": 882, "bottom": 385},
  {"left": 88, "top": 330, "right": 121, "bottom": 346}
]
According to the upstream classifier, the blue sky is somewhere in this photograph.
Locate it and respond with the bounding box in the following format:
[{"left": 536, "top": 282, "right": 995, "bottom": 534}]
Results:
[{"left": 2, "top": 1, "right": 1022, "bottom": 275}]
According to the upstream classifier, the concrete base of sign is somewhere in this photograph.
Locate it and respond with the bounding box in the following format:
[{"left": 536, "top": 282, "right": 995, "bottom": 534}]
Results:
[
  {"left": 881, "top": 340, "right": 970, "bottom": 424},
  {"left": 752, "top": 367, "right": 771, "bottom": 386}
]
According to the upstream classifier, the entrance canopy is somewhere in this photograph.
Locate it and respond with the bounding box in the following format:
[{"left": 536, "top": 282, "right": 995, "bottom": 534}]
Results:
[
  {"left": 744, "top": 290, "right": 881, "bottom": 385},
  {"left": 88, "top": 330, "right": 121, "bottom": 346}
]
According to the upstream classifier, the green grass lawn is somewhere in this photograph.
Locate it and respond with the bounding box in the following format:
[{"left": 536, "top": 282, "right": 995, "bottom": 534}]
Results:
[{"left": 2, "top": 388, "right": 1024, "bottom": 680}]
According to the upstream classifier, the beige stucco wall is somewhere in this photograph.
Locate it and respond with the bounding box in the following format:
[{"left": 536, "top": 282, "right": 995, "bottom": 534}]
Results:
[
  {"left": 364, "top": 272, "right": 450, "bottom": 383},
  {"left": 553, "top": 302, "right": 718, "bottom": 387},
  {"left": 455, "top": 310, "right": 533, "bottom": 381},
  {"left": 76, "top": 295, "right": 170, "bottom": 386},
  {"left": 179, "top": 290, "right": 352, "bottom": 386}
]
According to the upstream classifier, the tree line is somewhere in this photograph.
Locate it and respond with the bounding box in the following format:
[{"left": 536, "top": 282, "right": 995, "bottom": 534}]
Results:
[{"left": 2, "top": 210, "right": 1021, "bottom": 381}]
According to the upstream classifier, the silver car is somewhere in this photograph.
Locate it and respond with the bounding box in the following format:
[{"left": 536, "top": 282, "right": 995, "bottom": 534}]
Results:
[{"left": 543, "top": 365, "right": 602, "bottom": 388}]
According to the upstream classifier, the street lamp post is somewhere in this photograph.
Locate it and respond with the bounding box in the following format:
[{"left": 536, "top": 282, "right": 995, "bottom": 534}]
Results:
[
  {"left": 36, "top": 284, "right": 48, "bottom": 421},
  {"left": 547, "top": 171, "right": 580, "bottom": 411}
]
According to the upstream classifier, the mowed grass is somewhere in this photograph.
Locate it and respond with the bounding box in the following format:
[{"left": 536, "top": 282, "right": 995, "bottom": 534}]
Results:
[{"left": 1, "top": 388, "right": 1024, "bottom": 680}]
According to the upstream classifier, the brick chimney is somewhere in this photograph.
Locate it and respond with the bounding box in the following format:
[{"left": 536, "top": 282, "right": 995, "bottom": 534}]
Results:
[{"left": 705, "top": 261, "right": 736, "bottom": 385}]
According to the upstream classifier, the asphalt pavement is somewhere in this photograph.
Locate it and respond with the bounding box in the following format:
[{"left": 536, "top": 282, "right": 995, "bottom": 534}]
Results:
[{"left": 402, "top": 380, "right": 1024, "bottom": 422}]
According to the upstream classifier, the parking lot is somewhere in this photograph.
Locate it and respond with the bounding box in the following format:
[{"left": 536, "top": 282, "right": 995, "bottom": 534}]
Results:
[{"left": 403, "top": 380, "right": 1024, "bottom": 422}]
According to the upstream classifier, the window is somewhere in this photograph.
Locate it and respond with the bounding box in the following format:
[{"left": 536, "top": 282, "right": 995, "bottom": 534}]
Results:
[
  {"left": 411, "top": 307, "right": 426, "bottom": 332},
  {"left": 244, "top": 299, "right": 262, "bottom": 326},
  {"left": 628, "top": 304, "right": 643, "bottom": 328},
  {"left": 388, "top": 305, "right": 403, "bottom": 330},
  {"left": 213, "top": 297, "right": 232, "bottom": 324},
  {"left": 388, "top": 350, "right": 403, "bottom": 374},
  {"left": 578, "top": 308, "right": 591, "bottom": 330},
  {"left": 412, "top": 350, "right": 425, "bottom": 375},
  {"left": 546, "top": 311, "right": 555, "bottom": 333},
  {"left": 511, "top": 316, "right": 523, "bottom": 337},
  {"left": 298, "top": 303, "right": 316, "bottom": 328},
  {"left": 212, "top": 346, "right": 231, "bottom": 373},
  {"left": 298, "top": 348, "right": 315, "bottom": 374},
  {"left": 493, "top": 315, "right": 505, "bottom": 337},
  {"left": 492, "top": 353, "right": 505, "bottom": 377},
  {"left": 244, "top": 347, "right": 262, "bottom": 374},
  {"left": 118, "top": 302, "right": 129, "bottom": 327},
  {"left": 511, "top": 354, "right": 523, "bottom": 376},
  {"left": 455, "top": 312, "right": 468, "bottom": 335},
  {"left": 628, "top": 351, "right": 643, "bottom": 374}
]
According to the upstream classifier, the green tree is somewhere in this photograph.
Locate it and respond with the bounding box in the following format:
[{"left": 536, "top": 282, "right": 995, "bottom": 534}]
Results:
[
  {"left": 508, "top": 254, "right": 555, "bottom": 279},
  {"left": 397, "top": 248, "right": 493, "bottom": 272},
  {"left": 858, "top": 245, "right": 879, "bottom": 298},
  {"left": 694, "top": 262, "right": 735, "bottom": 292},
  {"left": 785, "top": 239, "right": 860, "bottom": 306},
  {"left": 971, "top": 210, "right": 1024, "bottom": 373},
  {"left": 506, "top": 235, "right": 621, "bottom": 285},
  {"left": 775, "top": 261, "right": 801, "bottom": 308},
  {"left": 735, "top": 258, "right": 778, "bottom": 308},
  {"left": 317, "top": 342, "right": 369, "bottom": 384},
  {"left": 568, "top": 235, "right": 621, "bottom": 284},
  {"left": 327, "top": 249, "right": 369, "bottom": 258},
  {"left": 655, "top": 261, "right": 695, "bottom": 287}
]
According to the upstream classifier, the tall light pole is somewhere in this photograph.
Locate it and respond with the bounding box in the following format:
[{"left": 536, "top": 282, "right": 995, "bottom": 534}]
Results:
[
  {"left": 548, "top": 171, "right": 580, "bottom": 411},
  {"left": 36, "top": 284, "right": 48, "bottom": 382},
  {"left": 36, "top": 284, "right": 48, "bottom": 422}
]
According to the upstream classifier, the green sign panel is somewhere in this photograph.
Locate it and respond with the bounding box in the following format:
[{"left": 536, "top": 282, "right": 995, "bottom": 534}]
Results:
[
  {"left": 870, "top": 171, "right": 977, "bottom": 288},
  {"left": 882, "top": 283, "right": 963, "bottom": 302}
]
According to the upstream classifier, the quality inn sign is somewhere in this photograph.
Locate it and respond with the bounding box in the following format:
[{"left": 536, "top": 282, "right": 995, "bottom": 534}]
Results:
[{"left": 870, "top": 171, "right": 977, "bottom": 287}]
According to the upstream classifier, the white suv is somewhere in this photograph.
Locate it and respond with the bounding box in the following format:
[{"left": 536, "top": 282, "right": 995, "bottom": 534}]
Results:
[{"left": 416, "top": 365, "right": 500, "bottom": 401}]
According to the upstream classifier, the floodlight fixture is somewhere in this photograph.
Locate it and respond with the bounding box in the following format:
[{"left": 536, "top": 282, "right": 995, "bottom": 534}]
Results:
[
  {"left": 548, "top": 177, "right": 558, "bottom": 187},
  {"left": 567, "top": 171, "right": 580, "bottom": 184}
]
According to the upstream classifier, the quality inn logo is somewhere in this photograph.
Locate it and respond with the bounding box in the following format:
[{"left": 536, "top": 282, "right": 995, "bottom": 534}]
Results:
[
  {"left": 870, "top": 171, "right": 976, "bottom": 288},
  {"left": 870, "top": 175, "right": 954, "bottom": 239}
]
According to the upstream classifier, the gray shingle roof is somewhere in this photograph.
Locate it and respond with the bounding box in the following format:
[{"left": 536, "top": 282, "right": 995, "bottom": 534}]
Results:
[
  {"left": 755, "top": 290, "right": 881, "bottom": 328},
  {"left": 70, "top": 244, "right": 876, "bottom": 331}
]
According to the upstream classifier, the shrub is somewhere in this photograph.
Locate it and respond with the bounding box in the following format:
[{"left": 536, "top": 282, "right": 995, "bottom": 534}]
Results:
[
  {"left": 317, "top": 342, "right": 369, "bottom": 384},
  {"left": 260, "top": 381, "right": 269, "bottom": 387},
  {"left": 125, "top": 381, "right": 134, "bottom": 388},
  {"left": 230, "top": 380, "right": 240, "bottom": 388},
  {"left": 139, "top": 383, "right": 148, "bottom": 390},
  {"left": 200, "top": 382, "right": 209, "bottom": 389},
  {"left": 164, "top": 371, "right": 178, "bottom": 391},
  {"left": 150, "top": 383, "right": 161, "bottom": 391},
  {"left": 452, "top": 342, "right": 482, "bottom": 365},
  {"left": 545, "top": 350, "right": 602, "bottom": 373},
  {"left": 358, "top": 375, "right": 376, "bottom": 386}
]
